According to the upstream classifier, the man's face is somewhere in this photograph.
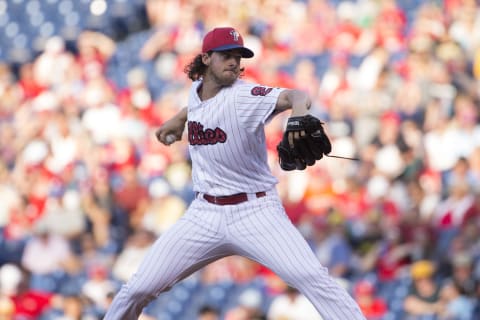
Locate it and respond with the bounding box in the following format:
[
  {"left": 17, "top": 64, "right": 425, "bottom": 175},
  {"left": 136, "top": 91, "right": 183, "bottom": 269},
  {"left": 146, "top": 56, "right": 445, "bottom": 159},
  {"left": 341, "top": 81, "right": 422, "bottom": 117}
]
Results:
[{"left": 204, "top": 50, "right": 242, "bottom": 86}]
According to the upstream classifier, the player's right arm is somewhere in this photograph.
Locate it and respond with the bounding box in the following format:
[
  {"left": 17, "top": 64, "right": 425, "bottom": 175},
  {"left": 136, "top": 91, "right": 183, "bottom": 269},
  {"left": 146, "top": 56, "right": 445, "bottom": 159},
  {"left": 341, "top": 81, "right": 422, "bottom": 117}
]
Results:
[{"left": 155, "top": 107, "right": 188, "bottom": 145}]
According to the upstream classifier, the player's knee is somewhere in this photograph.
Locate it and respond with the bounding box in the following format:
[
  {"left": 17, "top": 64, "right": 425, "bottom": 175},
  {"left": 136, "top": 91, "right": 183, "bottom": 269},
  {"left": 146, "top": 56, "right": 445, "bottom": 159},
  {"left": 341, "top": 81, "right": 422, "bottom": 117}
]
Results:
[
  {"left": 123, "top": 283, "right": 158, "bottom": 304},
  {"left": 287, "top": 264, "right": 329, "bottom": 284}
]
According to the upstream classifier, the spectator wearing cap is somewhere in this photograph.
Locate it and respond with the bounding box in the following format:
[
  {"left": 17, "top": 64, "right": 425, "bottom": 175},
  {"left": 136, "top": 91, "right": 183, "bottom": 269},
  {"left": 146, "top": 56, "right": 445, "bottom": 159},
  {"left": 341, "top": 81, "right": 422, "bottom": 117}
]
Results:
[
  {"left": 81, "top": 264, "right": 116, "bottom": 314},
  {"left": 404, "top": 260, "right": 444, "bottom": 318},
  {"left": 353, "top": 280, "right": 387, "bottom": 320}
]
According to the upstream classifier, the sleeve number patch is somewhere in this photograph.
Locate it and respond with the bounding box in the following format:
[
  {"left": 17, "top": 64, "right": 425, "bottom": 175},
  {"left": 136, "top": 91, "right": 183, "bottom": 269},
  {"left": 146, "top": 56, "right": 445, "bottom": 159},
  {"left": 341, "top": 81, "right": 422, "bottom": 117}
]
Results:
[{"left": 251, "top": 86, "right": 273, "bottom": 96}]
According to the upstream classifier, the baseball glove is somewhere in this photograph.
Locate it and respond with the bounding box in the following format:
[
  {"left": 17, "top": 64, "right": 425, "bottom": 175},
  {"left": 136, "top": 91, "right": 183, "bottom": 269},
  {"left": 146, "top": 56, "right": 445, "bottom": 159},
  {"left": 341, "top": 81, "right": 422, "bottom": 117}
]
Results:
[{"left": 277, "top": 114, "right": 332, "bottom": 171}]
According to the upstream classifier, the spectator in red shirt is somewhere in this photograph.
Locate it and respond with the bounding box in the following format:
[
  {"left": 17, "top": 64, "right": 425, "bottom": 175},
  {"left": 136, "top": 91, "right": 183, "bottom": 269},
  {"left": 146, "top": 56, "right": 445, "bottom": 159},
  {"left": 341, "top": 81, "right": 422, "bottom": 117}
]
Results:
[
  {"left": 0, "top": 264, "right": 58, "bottom": 320},
  {"left": 113, "top": 165, "right": 149, "bottom": 231},
  {"left": 354, "top": 280, "right": 388, "bottom": 319}
]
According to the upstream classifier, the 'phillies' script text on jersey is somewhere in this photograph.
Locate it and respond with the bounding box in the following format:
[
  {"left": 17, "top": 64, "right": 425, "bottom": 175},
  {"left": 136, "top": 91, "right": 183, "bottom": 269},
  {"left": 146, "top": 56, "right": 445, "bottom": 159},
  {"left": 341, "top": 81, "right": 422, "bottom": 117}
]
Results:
[{"left": 188, "top": 121, "right": 227, "bottom": 145}]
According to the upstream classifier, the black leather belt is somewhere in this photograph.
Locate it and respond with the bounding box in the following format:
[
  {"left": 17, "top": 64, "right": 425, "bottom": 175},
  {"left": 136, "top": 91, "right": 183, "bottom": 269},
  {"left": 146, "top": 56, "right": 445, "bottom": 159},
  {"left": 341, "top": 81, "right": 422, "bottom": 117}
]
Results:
[{"left": 200, "top": 191, "right": 266, "bottom": 205}]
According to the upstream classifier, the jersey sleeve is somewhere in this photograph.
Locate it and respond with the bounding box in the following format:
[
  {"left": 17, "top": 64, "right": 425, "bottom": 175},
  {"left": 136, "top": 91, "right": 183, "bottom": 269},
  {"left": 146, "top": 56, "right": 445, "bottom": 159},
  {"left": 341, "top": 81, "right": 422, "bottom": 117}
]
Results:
[{"left": 235, "top": 83, "right": 284, "bottom": 131}]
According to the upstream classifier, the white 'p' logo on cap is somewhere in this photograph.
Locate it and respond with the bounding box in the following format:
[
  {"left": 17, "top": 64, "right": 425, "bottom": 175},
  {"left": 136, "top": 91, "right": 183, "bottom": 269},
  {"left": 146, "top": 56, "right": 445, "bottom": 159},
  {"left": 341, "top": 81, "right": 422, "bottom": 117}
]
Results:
[{"left": 230, "top": 30, "right": 240, "bottom": 42}]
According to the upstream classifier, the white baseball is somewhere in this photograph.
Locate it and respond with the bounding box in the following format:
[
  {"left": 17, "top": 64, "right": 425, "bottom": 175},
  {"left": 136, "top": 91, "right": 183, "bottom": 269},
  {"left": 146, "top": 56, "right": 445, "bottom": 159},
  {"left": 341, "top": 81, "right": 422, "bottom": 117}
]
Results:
[{"left": 165, "top": 134, "right": 176, "bottom": 144}]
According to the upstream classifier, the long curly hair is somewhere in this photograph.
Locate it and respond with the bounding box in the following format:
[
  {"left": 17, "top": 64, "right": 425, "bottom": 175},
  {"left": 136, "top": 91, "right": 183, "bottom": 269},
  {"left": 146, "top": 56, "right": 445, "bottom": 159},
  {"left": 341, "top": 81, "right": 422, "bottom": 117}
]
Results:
[
  {"left": 184, "top": 53, "right": 207, "bottom": 81},
  {"left": 184, "top": 52, "right": 245, "bottom": 81}
]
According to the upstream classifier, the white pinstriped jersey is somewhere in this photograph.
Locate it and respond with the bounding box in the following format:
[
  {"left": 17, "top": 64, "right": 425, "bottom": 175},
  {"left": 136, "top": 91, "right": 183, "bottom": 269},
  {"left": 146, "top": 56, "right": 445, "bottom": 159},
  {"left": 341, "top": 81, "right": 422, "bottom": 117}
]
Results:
[{"left": 187, "top": 79, "right": 284, "bottom": 195}]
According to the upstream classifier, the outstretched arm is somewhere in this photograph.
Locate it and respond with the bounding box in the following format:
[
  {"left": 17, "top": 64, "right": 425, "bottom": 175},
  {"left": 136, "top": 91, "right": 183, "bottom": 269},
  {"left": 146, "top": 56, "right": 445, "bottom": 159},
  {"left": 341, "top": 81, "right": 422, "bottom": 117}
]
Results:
[
  {"left": 155, "top": 107, "right": 188, "bottom": 145},
  {"left": 275, "top": 89, "right": 313, "bottom": 147},
  {"left": 275, "top": 89, "right": 312, "bottom": 117}
]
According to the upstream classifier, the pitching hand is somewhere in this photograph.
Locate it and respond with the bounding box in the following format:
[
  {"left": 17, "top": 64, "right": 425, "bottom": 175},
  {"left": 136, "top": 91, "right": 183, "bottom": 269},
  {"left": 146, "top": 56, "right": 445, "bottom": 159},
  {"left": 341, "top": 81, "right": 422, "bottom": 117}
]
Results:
[{"left": 155, "top": 108, "right": 187, "bottom": 145}]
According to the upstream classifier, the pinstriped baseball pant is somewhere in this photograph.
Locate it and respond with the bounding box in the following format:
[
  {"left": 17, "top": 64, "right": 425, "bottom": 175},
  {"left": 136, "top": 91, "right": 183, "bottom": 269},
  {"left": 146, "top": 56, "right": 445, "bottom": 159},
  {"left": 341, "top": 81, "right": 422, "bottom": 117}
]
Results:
[{"left": 103, "top": 190, "right": 366, "bottom": 320}]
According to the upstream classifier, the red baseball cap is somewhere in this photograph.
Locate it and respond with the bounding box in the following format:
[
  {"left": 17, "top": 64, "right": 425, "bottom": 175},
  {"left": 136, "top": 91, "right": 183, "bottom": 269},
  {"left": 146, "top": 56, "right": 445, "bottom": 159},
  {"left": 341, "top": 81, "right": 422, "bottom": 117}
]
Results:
[
  {"left": 354, "top": 280, "right": 375, "bottom": 296},
  {"left": 202, "top": 27, "right": 254, "bottom": 58}
]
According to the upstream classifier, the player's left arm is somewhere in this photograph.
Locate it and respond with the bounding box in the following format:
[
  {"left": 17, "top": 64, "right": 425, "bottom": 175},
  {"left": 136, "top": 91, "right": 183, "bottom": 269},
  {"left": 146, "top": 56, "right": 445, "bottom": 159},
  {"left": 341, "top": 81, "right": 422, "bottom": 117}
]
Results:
[
  {"left": 275, "top": 89, "right": 312, "bottom": 117},
  {"left": 275, "top": 89, "right": 312, "bottom": 147},
  {"left": 275, "top": 89, "right": 332, "bottom": 170}
]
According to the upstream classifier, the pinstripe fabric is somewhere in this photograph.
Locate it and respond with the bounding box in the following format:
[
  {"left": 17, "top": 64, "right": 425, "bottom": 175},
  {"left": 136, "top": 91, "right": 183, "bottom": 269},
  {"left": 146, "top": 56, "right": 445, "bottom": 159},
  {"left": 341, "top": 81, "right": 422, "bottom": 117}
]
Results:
[
  {"left": 103, "top": 192, "right": 365, "bottom": 320},
  {"left": 187, "top": 80, "right": 281, "bottom": 196},
  {"left": 227, "top": 191, "right": 365, "bottom": 320},
  {"left": 104, "top": 199, "right": 232, "bottom": 319}
]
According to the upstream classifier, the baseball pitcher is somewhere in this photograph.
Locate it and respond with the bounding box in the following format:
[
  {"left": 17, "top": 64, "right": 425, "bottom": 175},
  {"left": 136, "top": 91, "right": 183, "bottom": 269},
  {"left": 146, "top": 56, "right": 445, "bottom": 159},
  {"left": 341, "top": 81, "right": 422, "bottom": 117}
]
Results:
[{"left": 104, "top": 27, "right": 366, "bottom": 320}]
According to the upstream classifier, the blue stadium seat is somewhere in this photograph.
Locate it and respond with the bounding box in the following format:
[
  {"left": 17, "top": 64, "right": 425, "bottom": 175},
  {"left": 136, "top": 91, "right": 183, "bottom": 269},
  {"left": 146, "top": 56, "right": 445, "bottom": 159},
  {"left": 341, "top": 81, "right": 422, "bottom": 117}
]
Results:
[
  {"left": 39, "top": 22, "right": 56, "bottom": 38},
  {"left": 12, "top": 33, "right": 28, "bottom": 49},
  {"left": 62, "top": 12, "right": 81, "bottom": 28},
  {"left": 172, "top": 285, "right": 191, "bottom": 303},
  {"left": 58, "top": 273, "right": 87, "bottom": 295},
  {"left": 0, "top": 234, "right": 27, "bottom": 265},
  {"left": 166, "top": 299, "right": 183, "bottom": 317},
  {"left": 39, "top": 309, "right": 63, "bottom": 320},
  {"left": 109, "top": 0, "right": 135, "bottom": 18},
  {"left": 57, "top": 0, "right": 74, "bottom": 16},
  {"left": 71, "top": 0, "right": 90, "bottom": 15},
  {"left": 41, "top": 1, "right": 60, "bottom": 22},
  {"left": 393, "top": 283, "right": 409, "bottom": 300},
  {"left": 313, "top": 52, "right": 332, "bottom": 78},
  {"left": 8, "top": 0, "right": 26, "bottom": 19},
  {"left": 0, "top": 10, "right": 9, "bottom": 29},
  {"left": 221, "top": 281, "right": 267, "bottom": 315},
  {"left": 29, "top": 273, "right": 59, "bottom": 292},
  {"left": 25, "top": 0, "right": 41, "bottom": 16},
  {"left": 349, "top": 54, "right": 365, "bottom": 68},
  {"left": 154, "top": 311, "right": 174, "bottom": 320},
  {"left": 4, "top": 21, "right": 20, "bottom": 38}
]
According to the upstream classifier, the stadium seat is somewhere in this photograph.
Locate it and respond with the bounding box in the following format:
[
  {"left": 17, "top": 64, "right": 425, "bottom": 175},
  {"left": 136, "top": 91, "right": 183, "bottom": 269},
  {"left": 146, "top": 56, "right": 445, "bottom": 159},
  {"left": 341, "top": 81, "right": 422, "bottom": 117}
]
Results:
[
  {"left": 29, "top": 273, "right": 59, "bottom": 292},
  {"left": 152, "top": 311, "right": 174, "bottom": 320},
  {"left": 165, "top": 299, "right": 183, "bottom": 317}
]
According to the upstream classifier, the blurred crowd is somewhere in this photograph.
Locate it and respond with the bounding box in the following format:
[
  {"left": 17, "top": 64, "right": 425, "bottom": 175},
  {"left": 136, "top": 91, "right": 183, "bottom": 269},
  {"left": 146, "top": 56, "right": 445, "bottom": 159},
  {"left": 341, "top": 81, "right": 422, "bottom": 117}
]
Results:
[{"left": 1, "top": 0, "right": 480, "bottom": 319}]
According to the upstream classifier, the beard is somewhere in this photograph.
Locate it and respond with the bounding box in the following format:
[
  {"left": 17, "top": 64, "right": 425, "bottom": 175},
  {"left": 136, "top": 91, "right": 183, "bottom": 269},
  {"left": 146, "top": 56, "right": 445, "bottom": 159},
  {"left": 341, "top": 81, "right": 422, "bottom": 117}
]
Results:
[{"left": 211, "top": 68, "right": 240, "bottom": 87}]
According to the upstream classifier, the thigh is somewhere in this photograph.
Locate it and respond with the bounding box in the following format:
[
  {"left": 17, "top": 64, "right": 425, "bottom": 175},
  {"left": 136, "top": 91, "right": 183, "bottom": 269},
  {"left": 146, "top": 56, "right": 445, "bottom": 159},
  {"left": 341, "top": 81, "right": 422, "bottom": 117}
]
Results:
[
  {"left": 129, "top": 201, "right": 231, "bottom": 295},
  {"left": 228, "top": 197, "right": 321, "bottom": 283},
  {"left": 228, "top": 197, "right": 366, "bottom": 320}
]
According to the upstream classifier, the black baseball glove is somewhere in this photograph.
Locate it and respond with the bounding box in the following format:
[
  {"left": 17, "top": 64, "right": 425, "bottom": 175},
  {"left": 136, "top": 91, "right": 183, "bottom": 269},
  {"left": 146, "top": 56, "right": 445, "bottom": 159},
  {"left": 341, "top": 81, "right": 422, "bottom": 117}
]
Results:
[{"left": 277, "top": 114, "right": 332, "bottom": 171}]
